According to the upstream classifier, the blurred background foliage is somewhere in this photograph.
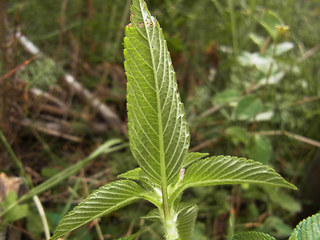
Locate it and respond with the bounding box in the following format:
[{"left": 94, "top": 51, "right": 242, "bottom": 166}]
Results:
[{"left": 1, "top": 0, "right": 320, "bottom": 239}]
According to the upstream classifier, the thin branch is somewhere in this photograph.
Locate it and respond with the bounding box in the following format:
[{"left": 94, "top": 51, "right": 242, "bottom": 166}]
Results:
[
  {"left": 298, "top": 43, "right": 320, "bottom": 63},
  {"left": 190, "top": 137, "right": 221, "bottom": 152},
  {"left": 253, "top": 130, "right": 320, "bottom": 148},
  {"left": 0, "top": 0, "right": 9, "bottom": 70},
  {"left": 199, "top": 104, "right": 222, "bottom": 118},
  {"left": 289, "top": 96, "right": 320, "bottom": 107},
  {"left": 15, "top": 31, "right": 125, "bottom": 133},
  {"left": 10, "top": 117, "right": 82, "bottom": 142},
  {"left": 63, "top": 74, "right": 123, "bottom": 131}
]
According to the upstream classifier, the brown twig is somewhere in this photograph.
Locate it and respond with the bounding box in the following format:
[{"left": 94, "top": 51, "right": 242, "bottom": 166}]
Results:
[
  {"left": 240, "top": 212, "right": 269, "bottom": 228},
  {"left": 190, "top": 137, "right": 221, "bottom": 152},
  {"left": 0, "top": 55, "right": 40, "bottom": 82},
  {"left": 252, "top": 130, "right": 320, "bottom": 148},
  {"left": 29, "top": 87, "right": 68, "bottom": 109},
  {"left": 0, "top": 0, "right": 9, "bottom": 128},
  {"left": 15, "top": 31, "right": 125, "bottom": 133},
  {"left": 63, "top": 74, "right": 123, "bottom": 131},
  {"left": 10, "top": 117, "right": 82, "bottom": 142},
  {"left": 298, "top": 43, "right": 320, "bottom": 63},
  {"left": 199, "top": 104, "right": 222, "bottom": 118},
  {"left": 0, "top": 0, "right": 9, "bottom": 71},
  {"left": 289, "top": 96, "right": 320, "bottom": 107}
]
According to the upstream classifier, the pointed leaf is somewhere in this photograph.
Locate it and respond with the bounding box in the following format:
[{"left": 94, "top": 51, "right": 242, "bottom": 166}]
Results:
[
  {"left": 260, "top": 11, "right": 285, "bottom": 40},
  {"left": 182, "top": 156, "right": 296, "bottom": 190},
  {"left": 50, "top": 180, "right": 144, "bottom": 240},
  {"left": 124, "top": 0, "right": 189, "bottom": 185},
  {"left": 233, "top": 231, "right": 276, "bottom": 240},
  {"left": 183, "top": 152, "right": 209, "bottom": 168},
  {"left": 289, "top": 213, "right": 320, "bottom": 240},
  {"left": 176, "top": 204, "right": 198, "bottom": 240}
]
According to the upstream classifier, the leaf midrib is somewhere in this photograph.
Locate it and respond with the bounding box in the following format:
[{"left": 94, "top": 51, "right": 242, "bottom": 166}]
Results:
[
  {"left": 183, "top": 179, "right": 295, "bottom": 189},
  {"left": 140, "top": 2, "right": 167, "bottom": 192}
]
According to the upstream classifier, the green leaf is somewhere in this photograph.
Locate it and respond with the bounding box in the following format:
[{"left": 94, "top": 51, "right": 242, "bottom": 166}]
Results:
[
  {"left": 233, "top": 231, "right": 276, "bottom": 240},
  {"left": 270, "top": 42, "right": 294, "bottom": 56},
  {"left": 176, "top": 204, "right": 198, "bottom": 240},
  {"left": 0, "top": 191, "right": 28, "bottom": 224},
  {"left": 259, "top": 11, "right": 285, "bottom": 40},
  {"left": 226, "top": 127, "right": 249, "bottom": 145},
  {"left": 212, "top": 89, "right": 241, "bottom": 105},
  {"left": 266, "top": 188, "right": 301, "bottom": 213},
  {"left": 182, "top": 155, "right": 296, "bottom": 191},
  {"left": 118, "top": 167, "right": 143, "bottom": 181},
  {"left": 183, "top": 152, "right": 209, "bottom": 168},
  {"left": 238, "top": 52, "right": 272, "bottom": 73},
  {"left": 249, "top": 33, "right": 265, "bottom": 48},
  {"left": 246, "top": 135, "right": 272, "bottom": 164},
  {"left": 234, "top": 96, "right": 263, "bottom": 120},
  {"left": 264, "top": 216, "right": 293, "bottom": 238},
  {"left": 289, "top": 213, "right": 320, "bottom": 240},
  {"left": 124, "top": 0, "right": 189, "bottom": 186},
  {"left": 50, "top": 180, "right": 145, "bottom": 240}
]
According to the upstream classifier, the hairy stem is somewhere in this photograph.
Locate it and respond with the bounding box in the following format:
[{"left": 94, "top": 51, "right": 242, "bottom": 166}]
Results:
[{"left": 162, "top": 207, "right": 179, "bottom": 240}]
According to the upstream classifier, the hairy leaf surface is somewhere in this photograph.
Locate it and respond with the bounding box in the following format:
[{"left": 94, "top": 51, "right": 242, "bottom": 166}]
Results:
[
  {"left": 233, "top": 231, "right": 276, "bottom": 240},
  {"left": 50, "top": 180, "right": 144, "bottom": 240},
  {"left": 124, "top": 0, "right": 189, "bottom": 185},
  {"left": 289, "top": 213, "right": 320, "bottom": 240},
  {"left": 176, "top": 203, "right": 198, "bottom": 240},
  {"left": 176, "top": 156, "right": 296, "bottom": 196}
]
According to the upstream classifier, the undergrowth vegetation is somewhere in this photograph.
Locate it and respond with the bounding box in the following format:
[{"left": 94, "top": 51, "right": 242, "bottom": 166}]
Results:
[{"left": 0, "top": 0, "right": 319, "bottom": 239}]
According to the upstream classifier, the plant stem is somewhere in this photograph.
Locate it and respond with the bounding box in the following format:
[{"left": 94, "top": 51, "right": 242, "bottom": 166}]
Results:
[
  {"left": 261, "top": 39, "right": 278, "bottom": 98},
  {"left": 162, "top": 207, "right": 179, "bottom": 240}
]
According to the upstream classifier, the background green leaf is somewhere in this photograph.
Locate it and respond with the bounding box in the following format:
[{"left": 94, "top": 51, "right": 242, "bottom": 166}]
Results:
[
  {"left": 246, "top": 135, "right": 272, "bottom": 164},
  {"left": 259, "top": 10, "right": 284, "bottom": 39},
  {"left": 226, "top": 127, "right": 249, "bottom": 145},
  {"left": 0, "top": 191, "right": 28, "bottom": 224},
  {"left": 212, "top": 89, "right": 241, "bottom": 105},
  {"left": 234, "top": 96, "right": 263, "bottom": 120}
]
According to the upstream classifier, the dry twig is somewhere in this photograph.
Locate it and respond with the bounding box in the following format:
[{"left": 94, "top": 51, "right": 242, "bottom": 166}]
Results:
[{"left": 15, "top": 31, "right": 124, "bottom": 132}]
